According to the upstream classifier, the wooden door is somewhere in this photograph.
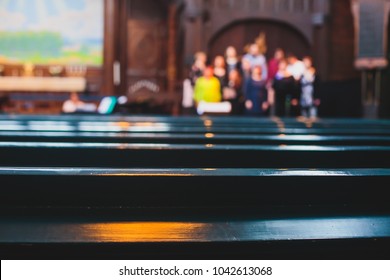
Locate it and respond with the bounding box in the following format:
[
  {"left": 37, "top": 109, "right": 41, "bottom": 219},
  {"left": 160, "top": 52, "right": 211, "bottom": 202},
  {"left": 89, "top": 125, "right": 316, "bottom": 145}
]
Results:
[
  {"left": 126, "top": 20, "right": 167, "bottom": 98},
  {"left": 209, "top": 20, "right": 311, "bottom": 61},
  {"left": 111, "top": 0, "right": 168, "bottom": 99}
]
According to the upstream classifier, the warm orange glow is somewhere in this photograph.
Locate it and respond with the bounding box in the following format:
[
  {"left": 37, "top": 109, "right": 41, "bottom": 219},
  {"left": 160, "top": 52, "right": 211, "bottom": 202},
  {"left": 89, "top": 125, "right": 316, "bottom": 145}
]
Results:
[
  {"left": 305, "top": 122, "right": 313, "bottom": 128},
  {"left": 116, "top": 122, "right": 131, "bottom": 128},
  {"left": 204, "top": 120, "right": 213, "bottom": 127},
  {"left": 135, "top": 122, "right": 156, "bottom": 127},
  {"left": 117, "top": 144, "right": 130, "bottom": 150},
  {"left": 80, "top": 222, "right": 210, "bottom": 242},
  {"left": 115, "top": 122, "right": 161, "bottom": 128},
  {"left": 205, "top": 144, "right": 214, "bottom": 148},
  {"left": 205, "top": 133, "right": 215, "bottom": 138},
  {"left": 97, "top": 172, "right": 193, "bottom": 177},
  {"left": 274, "top": 117, "right": 286, "bottom": 131},
  {"left": 278, "top": 134, "right": 286, "bottom": 138}
]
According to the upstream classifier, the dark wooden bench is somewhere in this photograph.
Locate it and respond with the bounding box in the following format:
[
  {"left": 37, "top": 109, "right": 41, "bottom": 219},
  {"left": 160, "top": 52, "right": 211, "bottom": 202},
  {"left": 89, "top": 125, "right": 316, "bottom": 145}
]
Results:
[
  {"left": 1, "top": 215, "right": 389, "bottom": 259},
  {"left": 1, "top": 115, "right": 390, "bottom": 259},
  {"left": 2, "top": 115, "right": 390, "bottom": 136},
  {"left": 1, "top": 168, "right": 389, "bottom": 211},
  {"left": 2, "top": 131, "right": 390, "bottom": 146},
  {"left": 1, "top": 168, "right": 389, "bottom": 259},
  {"left": 0, "top": 142, "right": 389, "bottom": 168}
]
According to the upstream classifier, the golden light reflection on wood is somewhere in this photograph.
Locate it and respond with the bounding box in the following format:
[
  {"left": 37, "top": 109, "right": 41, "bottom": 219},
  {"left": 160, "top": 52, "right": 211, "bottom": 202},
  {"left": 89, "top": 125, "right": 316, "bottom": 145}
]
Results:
[
  {"left": 97, "top": 173, "right": 194, "bottom": 177},
  {"left": 116, "top": 122, "right": 131, "bottom": 128},
  {"left": 114, "top": 122, "right": 161, "bottom": 128},
  {"left": 305, "top": 123, "right": 313, "bottom": 128},
  {"left": 204, "top": 120, "right": 213, "bottom": 127},
  {"left": 80, "top": 222, "right": 210, "bottom": 242},
  {"left": 135, "top": 122, "right": 156, "bottom": 127}
]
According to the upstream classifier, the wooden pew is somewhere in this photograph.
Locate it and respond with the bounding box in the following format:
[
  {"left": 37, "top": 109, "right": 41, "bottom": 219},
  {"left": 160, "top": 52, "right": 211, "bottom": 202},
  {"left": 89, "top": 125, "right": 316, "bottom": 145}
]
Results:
[
  {"left": 1, "top": 115, "right": 390, "bottom": 259},
  {"left": 1, "top": 215, "right": 389, "bottom": 259},
  {"left": 0, "top": 142, "right": 389, "bottom": 168},
  {"left": 1, "top": 168, "right": 389, "bottom": 259},
  {"left": 1, "top": 115, "right": 390, "bottom": 145},
  {"left": 2, "top": 116, "right": 390, "bottom": 136},
  {"left": 2, "top": 131, "right": 390, "bottom": 146},
  {"left": 0, "top": 168, "right": 389, "bottom": 211}
]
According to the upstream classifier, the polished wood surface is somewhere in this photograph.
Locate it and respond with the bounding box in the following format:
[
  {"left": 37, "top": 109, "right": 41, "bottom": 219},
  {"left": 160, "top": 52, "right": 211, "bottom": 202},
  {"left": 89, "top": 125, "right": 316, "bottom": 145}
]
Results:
[
  {"left": 0, "top": 167, "right": 389, "bottom": 211},
  {"left": 2, "top": 216, "right": 390, "bottom": 243},
  {"left": 0, "top": 115, "right": 389, "bottom": 259}
]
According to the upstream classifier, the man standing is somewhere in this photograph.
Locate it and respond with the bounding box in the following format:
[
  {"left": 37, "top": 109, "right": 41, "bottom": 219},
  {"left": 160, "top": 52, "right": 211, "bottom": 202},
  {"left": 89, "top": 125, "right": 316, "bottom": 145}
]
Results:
[{"left": 242, "top": 44, "right": 268, "bottom": 81}]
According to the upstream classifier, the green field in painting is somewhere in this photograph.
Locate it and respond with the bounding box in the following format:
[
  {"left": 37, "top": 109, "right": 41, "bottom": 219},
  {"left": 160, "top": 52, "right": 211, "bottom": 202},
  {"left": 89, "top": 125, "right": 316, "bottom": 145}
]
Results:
[
  {"left": 22, "top": 50, "right": 103, "bottom": 65},
  {"left": 0, "top": 31, "right": 102, "bottom": 65}
]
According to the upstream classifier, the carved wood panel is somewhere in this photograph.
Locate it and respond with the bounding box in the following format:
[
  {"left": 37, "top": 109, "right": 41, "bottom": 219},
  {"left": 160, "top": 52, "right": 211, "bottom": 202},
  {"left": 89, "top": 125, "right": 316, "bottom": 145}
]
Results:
[
  {"left": 126, "top": 20, "right": 167, "bottom": 96},
  {"left": 127, "top": 20, "right": 166, "bottom": 73}
]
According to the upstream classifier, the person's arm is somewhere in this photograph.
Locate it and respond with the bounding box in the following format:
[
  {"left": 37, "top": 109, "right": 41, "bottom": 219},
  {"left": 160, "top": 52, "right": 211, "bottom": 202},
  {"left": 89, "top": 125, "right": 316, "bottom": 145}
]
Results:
[
  {"left": 194, "top": 79, "right": 202, "bottom": 104},
  {"left": 262, "top": 61, "right": 268, "bottom": 81},
  {"left": 262, "top": 85, "right": 269, "bottom": 111},
  {"left": 215, "top": 78, "right": 222, "bottom": 102},
  {"left": 244, "top": 79, "right": 253, "bottom": 110},
  {"left": 62, "top": 101, "right": 75, "bottom": 113},
  {"left": 313, "top": 72, "right": 321, "bottom": 106},
  {"left": 244, "top": 79, "right": 250, "bottom": 100},
  {"left": 289, "top": 76, "right": 299, "bottom": 106}
]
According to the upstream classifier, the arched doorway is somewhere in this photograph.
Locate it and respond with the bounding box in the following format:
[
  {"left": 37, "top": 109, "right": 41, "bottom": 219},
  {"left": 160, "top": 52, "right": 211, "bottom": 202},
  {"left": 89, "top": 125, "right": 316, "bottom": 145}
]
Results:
[{"left": 208, "top": 20, "right": 311, "bottom": 61}]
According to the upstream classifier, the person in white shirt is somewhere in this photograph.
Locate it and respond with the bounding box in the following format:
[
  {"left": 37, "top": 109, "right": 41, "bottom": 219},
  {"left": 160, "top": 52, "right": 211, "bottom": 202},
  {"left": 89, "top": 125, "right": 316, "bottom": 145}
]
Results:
[
  {"left": 286, "top": 54, "right": 305, "bottom": 116},
  {"left": 62, "top": 91, "right": 96, "bottom": 113},
  {"left": 287, "top": 53, "right": 305, "bottom": 81}
]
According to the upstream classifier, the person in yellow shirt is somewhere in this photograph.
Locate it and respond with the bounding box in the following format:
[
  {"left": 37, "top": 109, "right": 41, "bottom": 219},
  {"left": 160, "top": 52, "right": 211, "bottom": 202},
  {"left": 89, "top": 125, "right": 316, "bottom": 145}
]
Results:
[{"left": 194, "top": 66, "right": 222, "bottom": 104}]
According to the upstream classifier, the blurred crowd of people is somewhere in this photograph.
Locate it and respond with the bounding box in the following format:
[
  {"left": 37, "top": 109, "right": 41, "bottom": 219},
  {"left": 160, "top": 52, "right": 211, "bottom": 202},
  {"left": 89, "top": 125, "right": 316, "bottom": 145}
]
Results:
[{"left": 183, "top": 44, "right": 320, "bottom": 119}]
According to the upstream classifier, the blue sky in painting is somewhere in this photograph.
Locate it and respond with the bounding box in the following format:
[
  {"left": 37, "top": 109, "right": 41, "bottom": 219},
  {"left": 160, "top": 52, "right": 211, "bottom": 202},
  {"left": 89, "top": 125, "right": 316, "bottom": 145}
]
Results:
[
  {"left": 5, "top": 0, "right": 86, "bottom": 24},
  {"left": 0, "top": 0, "right": 103, "bottom": 43}
]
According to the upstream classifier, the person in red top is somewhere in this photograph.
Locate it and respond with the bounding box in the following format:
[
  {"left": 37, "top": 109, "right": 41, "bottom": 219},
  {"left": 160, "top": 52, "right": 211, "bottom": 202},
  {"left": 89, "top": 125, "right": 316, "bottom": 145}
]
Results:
[
  {"left": 267, "top": 48, "right": 285, "bottom": 113},
  {"left": 267, "top": 48, "right": 285, "bottom": 84}
]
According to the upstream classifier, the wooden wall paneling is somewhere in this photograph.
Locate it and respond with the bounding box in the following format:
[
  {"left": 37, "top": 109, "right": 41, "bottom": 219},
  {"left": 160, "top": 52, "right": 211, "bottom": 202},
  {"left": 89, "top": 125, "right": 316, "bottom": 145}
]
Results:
[
  {"left": 102, "top": 0, "right": 120, "bottom": 95},
  {"left": 328, "top": 0, "right": 359, "bottom": 80},
  {"left": 119, "top": 0, "right": 129, "bottom": 96},
  {"left": 126, "top": 0, "right": 168, "bottom": 100},
  {"left": 379, "top": 15, "right": 390, "bottom": 118},
  {"left": 167, "top": 3, "right": 178, "bottom": 95}
]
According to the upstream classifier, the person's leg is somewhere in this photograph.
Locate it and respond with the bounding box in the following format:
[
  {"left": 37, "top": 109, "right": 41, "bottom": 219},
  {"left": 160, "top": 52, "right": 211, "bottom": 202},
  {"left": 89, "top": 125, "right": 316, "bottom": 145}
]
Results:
[
  {"left": 301, "top": 107, "right": 309, "bottom": 118},
  {"left": 275, "top": 93, "right": 285, "bottom": 117},
  {"left": 310, "top": 106, "right": 318, "bottom": 119}
]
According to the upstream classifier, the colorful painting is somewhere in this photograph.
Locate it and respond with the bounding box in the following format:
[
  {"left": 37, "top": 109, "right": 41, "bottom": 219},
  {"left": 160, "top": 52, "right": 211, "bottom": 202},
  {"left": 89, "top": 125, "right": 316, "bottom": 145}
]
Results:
[{"left": 0, "top": 0, "right": 103, "bottom": 65}]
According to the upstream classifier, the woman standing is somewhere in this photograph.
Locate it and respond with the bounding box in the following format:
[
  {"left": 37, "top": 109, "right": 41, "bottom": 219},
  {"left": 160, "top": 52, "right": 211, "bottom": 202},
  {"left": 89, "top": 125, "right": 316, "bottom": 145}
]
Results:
[
  {"left": 223, "top": 68, "right": 243, "bottom": 115},
  {"left": 273, "top": 59, "right": 296, "bottom": 117},
  {"left": 300, "top": 56, "right": 320, "bottom": 119},
  {"left": 244, "top": 66, "right": 268, "bottom": 116},
  {"left": 213, "top": 55, "right": 228, "bottom": 90},
  {"left": 225, "top": 46, "right": 241, "bottom": 75}
]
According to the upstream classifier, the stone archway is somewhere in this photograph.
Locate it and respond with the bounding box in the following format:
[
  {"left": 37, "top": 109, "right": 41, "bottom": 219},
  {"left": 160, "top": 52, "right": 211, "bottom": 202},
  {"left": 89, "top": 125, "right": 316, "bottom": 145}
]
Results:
[{"left": 208, "top": 19, "right": 311, "bottom": 61}]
